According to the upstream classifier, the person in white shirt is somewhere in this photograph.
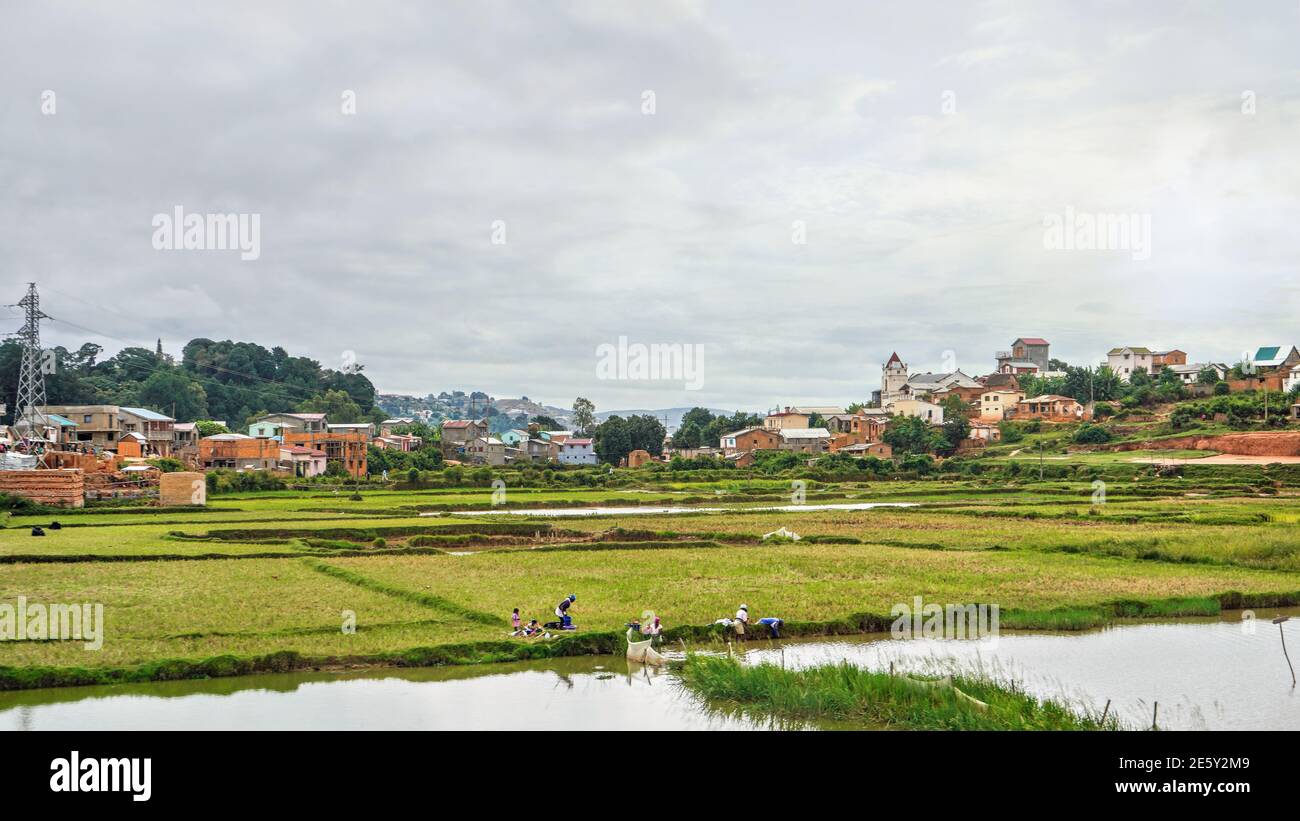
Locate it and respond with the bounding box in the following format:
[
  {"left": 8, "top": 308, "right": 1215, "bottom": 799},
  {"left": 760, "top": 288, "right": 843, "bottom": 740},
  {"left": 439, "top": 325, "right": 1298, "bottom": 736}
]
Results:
[{"left": 733, "top": 604, "right": 749, "bottom": 636}]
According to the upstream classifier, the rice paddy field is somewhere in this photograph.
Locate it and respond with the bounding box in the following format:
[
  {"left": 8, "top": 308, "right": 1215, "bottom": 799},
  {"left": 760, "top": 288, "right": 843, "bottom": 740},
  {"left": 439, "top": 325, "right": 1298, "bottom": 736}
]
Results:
[{"left": 3, "top": 470, "right": 1300, "bottom": 688}]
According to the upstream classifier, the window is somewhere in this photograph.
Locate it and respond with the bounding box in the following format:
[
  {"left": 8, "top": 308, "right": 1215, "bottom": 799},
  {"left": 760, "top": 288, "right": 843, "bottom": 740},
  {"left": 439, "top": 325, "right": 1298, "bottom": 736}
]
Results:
[{"left": 83, "top": 414, "right": 92, "bottom": 423}]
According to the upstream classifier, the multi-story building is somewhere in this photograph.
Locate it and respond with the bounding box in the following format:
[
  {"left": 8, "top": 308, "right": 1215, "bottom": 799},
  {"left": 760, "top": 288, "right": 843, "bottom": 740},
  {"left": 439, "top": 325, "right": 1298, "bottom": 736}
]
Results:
[
  {"left": 879, "top": 352, "right": 909, "bottom": 407},
  {"left": 996, "top": 338, "right": 1050, "bottom": 373},
  {"left": 199, "top": 433, "right": 282, "bottom": 470},
  {"left": 282, "top": 430, "right": 368, "bottom": 476},
  {"left": 720, "top": 427, "right": 781, "bottom": 454},
  {"left": 440, "top": 419, "right": 489, "bottom": 458},
  {"left": 762, "top": 408, "right": 811, "bottom": 430},
  {"left": 249, "top": 412, "right": 328, "bottom": 438},
  {"left": 37, "top": 404, "right": 174, "bottom": 454},
  {"left": 1106, "top": 347, "right": 1155, "bottom": 381},
  {"left": 558, "top": 437, "right": 597, "bottom": 465},
  {"left": 979, "top": 389, "right": 1025, "bottom": 421}
]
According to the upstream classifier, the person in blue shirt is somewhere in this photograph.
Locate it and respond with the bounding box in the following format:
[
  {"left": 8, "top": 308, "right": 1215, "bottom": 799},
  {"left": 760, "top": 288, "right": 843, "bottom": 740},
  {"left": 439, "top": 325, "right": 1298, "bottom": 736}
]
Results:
[{"left": 757, "top": 617, "right": 784, "bottom": 638}]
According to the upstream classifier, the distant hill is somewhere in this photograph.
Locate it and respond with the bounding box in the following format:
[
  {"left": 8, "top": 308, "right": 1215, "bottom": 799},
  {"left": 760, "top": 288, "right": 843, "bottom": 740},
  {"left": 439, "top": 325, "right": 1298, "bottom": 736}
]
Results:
[{"left": 493, "top": 397, "right": 572, "bottom": 424}]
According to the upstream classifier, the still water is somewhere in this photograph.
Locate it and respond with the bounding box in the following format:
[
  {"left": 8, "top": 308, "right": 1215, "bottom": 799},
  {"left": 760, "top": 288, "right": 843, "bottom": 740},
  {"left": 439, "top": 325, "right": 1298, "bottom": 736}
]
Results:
[{"left": 3, "top": 608, "right": 1297, "bottom": 730}]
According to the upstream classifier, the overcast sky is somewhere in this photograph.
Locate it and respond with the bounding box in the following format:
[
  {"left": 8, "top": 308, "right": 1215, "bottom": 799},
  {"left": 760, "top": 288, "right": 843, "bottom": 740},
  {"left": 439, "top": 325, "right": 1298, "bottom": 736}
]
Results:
[{"left": 3, "top": 1, "right": 1298, "bottom": 412}]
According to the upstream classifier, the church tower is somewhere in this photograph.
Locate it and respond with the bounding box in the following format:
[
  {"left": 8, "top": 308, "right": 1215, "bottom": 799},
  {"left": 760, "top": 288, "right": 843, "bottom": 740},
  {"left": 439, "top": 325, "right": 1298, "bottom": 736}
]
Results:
[{"left": 881, "top": 352, "right": 908, "bottom": 407}]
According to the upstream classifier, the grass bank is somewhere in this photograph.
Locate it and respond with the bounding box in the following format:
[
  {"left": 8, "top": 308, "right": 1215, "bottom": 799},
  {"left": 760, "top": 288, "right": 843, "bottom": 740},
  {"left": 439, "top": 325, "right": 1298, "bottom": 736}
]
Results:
[{"left": 677, "top": 654, "right": 1118, "bottom": 730}]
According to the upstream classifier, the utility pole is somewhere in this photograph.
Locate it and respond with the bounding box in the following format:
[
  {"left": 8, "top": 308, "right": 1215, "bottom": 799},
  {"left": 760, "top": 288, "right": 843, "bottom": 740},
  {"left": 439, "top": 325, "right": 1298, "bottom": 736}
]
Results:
[{"left": 11, "top": 283, "right": 50, "bottom": 443}]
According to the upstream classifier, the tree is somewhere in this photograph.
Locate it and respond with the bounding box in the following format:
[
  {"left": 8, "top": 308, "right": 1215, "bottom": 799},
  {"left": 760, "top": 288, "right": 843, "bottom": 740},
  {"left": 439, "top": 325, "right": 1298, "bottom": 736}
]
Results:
[
  {"left": 883, "top": 415, "right": 938, "bottom": 455},
  {"left": 625, "top": 414, "right": 667, "bottom": 456},
  {"left": 531, "top": 415, "right": 561, "bottom": 430},
  {"left": 807, "top": 412, "right": 827, "bottom": 429},
  {"left": 1073, "top": 423, "right": 1112, "bottom": 444},
  {"left": 138, "top": 368, "right": 208, "bottom": 421},
  {"left": 571, "top": 397, "right": 595, "bottom": 434},
  {"left": 195, "top": 420, "right": 230, "bottom": 437},
  {"left": 937, "top": 395, "right": 971, "bottom": 453},
  {"left": 594, "top": 415, "right": 633, "bottom": 464},
  {"left": 1197, "top": 367, "right": 1219, "bottom": 386},
  {"left": 297, "top": 389, "right": 365, "bottom": 422}
]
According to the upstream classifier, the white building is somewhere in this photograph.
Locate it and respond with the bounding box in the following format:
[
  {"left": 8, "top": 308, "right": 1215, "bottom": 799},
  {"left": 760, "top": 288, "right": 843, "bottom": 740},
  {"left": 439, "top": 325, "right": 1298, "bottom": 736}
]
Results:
[
  {"left": 1285, "top": 364, "right": 1300, "bottom": 394},
  {"left": 1106, "top": 347, "right": 1155, "bottom": 381},
  {"left": 1168, "top": 363, "right": 1227, "bottom": 385},
  {"left": 887, "top": 399, "right": 944, "bottom": 425},
  {"left": 558, "top": 437, "right": 597, "bottom": 465},
  {"left": 879, "top": 352, "right": 909, "bottom": 406},
  {"left": 979, "top": 390, "right": 1024, "bottom": 421}
]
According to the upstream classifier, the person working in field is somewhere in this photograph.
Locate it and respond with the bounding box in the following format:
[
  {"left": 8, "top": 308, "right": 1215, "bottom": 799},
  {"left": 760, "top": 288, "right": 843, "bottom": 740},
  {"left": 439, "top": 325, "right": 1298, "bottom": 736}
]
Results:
[
  {"left": 733, "top": 604, "right": 749, "bottom": 636},
  {"left": 757, "top": 617, "right": 784, "bottom": 638},
  {"left": 554, "top": 594, "right": 576, "bottom": 629}
]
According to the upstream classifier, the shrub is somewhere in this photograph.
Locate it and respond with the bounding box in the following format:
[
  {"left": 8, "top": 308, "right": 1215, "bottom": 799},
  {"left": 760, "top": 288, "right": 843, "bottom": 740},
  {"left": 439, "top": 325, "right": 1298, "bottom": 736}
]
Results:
[{"left": 1073, "top": 424, "right": 1112, "bottom": 444}]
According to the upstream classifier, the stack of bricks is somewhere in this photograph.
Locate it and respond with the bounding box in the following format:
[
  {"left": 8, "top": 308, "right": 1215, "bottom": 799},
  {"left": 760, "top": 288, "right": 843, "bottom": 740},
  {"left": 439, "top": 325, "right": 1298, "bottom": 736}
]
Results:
[
  {"left": 0, "top": 469, "right": 85, "bottom": 508},
  {"left": 159, "top": 471, "right": 206, "bottom": 506}
]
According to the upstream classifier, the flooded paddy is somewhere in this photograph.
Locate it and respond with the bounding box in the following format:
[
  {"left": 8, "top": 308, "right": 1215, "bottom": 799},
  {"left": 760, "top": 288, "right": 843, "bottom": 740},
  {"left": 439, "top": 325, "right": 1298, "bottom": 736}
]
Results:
[{"left": 4, "top": 608, "right": 1297, "bottom": 730}]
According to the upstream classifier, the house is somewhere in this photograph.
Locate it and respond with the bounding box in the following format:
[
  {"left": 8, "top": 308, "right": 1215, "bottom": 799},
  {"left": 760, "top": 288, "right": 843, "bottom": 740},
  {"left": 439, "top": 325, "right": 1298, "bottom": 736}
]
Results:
[
  {"left": 833, "top": 442, "right": 893, "bottom": 458},
  {"left": 116, "top": 407, "right": 176, "bottom": 457},
  {"left": 327, "top": 422, "right": 375, "bottom": 438},
  {"left": 525, "top": 438, "right": 559, "bottom": 462},
  {"left": 172, "top": 422, "right": 199, "bottom": 451},
  {"left": 559, "top": 437, "right": 597, "bottom": 465},
  {"left": 879, "top": 352, "right": 910, "bottom": 407},
  {"left": 375, "top": 434, "right": 422, "bottom": 452},
  {"left": 11, "top": 412, "right": 77, "bottom": 446},
  {"left": 980, "top": 372, "right": 1021, "bottom": 391},
  {"left": 725, "top": 450, "right": 757, "bottom": 468},
  {"left": 440, "top": 419, "right": 489, "bottom": 457},
  {"left": 279, "top": 445, "right": 328, "bottom": 477},
  {"left": 625, "top": 449, "right": 653, "bottom": 468},
  {"left": 967, "top": 421, "right": 1002, "bottom": 442},
  {"left": 979, "top": 389, "right": 1025, "bottom": 421},
  {"left": 1106, "top": 347, "right": 1155, "bottom": 381},
  {"left": 931, "top": 383, "right": 984, "bottom": 413},
  {"left": 282, "top": 430, "right": 368, "bottom": 477},
  {"left": 778, "top": 427, "right": 832, "bottom": 453},
  {"left": 1250, "top": 346, "right": 1300, "bottom": 372},
  {"left": 720, "top": 427, "right": 781, "bottom": 454},
  {"left": 996, "top": 338, "right": 1051, "bottom": 373},
  {"left": 1169, "top": 363, "right": 1227, "bottom": 385},
  {"left": 249, "top": 412, "right": 328, "bottom": 438},
  {"left": 36, "top": 405, "right": 131, "bottom": 450},
  {"left": 538, "top": 430, "right": 573, "bottom": 444},
  {"left": 902, "top": 371, "right": 982, "bottom": 400},
  {"left": 887, "top": 399, "right": 944, "bottom": 425},
  {"left": 1012, "top": 395, "right": 1087, "bottom": 422},
  {"left": 1152, "top": 350, "right": 1188, "bottom": 369},
  {"left": 762, "top": 408, "right": 811, "bottom": 430},
  {"left": 463, "top": 436, "right": 507, "bottom": 466},
  {"left": 199, "top": 433, "right": 282, "bottom": 471},
  {"left": 1284, "top": 364, "right": 1300, "bottom": 394},
  {"left": 824, "top": 411, "right": 887, "bottom": 441},
  {"left": 790, "top": 405, "right": 845, "bottom": 417},
  {"left": 499, "top": 429, "right": 530, "bottom": 447},
  {"left": 379, "top": 418, "right": 415, "bottom": 436},
  {"left": 115, "top": 431, "right": 149, "bottom": 458}
]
